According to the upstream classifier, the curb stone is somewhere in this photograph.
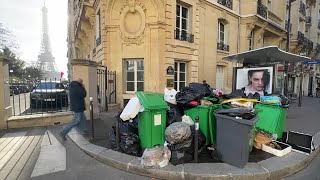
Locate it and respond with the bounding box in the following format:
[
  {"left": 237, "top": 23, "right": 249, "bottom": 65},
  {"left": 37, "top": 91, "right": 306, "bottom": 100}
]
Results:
[{"left": 67, "top": 128, "right": 320, "bottom": 180}]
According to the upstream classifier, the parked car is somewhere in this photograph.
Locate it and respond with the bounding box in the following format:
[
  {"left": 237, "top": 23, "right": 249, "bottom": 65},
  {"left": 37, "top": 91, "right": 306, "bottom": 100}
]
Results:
[
  {"left": 30, "top": 81, "right": 68, "bottom": 108},
  {"left": 18, "top": 85, "right": 31, "bottom": 93},
  {"left": 10, "top": 85, "right": 19, "bottom": 96}
]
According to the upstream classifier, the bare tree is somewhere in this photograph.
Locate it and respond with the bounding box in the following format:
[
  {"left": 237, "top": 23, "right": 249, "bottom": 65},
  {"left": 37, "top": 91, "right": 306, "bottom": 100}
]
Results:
[{"left": 0, "top": 23, "right": 19, "bottom": 54}]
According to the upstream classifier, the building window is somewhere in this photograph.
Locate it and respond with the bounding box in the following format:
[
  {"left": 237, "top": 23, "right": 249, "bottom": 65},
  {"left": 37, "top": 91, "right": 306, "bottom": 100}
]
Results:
[
  {"left": 174, "top": 62, "right": 187, "bottom": 91},
  {"left": 217, "top": 20, "right": 229, "bottom": 51},
  {"left": 96, "top": 10, "right": 101, "bottom": 46},
  {"left": 267, "top": 0, "right": 271, "bottom": 10},
  {"left": 248, "top": 30, "right": 254, "bottom": 50},
  {"left": 124, "top": 59, "right": 144, "bottom": 93},
  {"left": 175, "top": 3, "right": 194, "bottom": 43},
  {"left": 216, "top": 65, "right": 224, "bottom": 90},
  {"left": 218, "top": 22, "right": 225, "bottom": 44}
]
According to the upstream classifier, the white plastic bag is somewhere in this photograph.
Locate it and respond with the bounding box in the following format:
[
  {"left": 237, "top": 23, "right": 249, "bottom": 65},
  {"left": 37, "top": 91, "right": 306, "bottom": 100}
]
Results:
[
  {"left": 164, "top": 88, "right": 177, "bottom": 105},
  {"left": 181, "top": 115, "right": 194, "bottom": 126},
  {"left": 141, "top": 146, "right": 171, "bottom": 168},
  {"left": 120, "top": 96, "right": 143, "bottom": 121}
]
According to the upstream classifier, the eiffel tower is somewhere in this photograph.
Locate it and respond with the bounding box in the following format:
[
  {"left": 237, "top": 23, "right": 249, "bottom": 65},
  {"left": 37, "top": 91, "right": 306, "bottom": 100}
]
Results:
[{"left": 37, "top": 1, "right": 59, "bottom": 80}]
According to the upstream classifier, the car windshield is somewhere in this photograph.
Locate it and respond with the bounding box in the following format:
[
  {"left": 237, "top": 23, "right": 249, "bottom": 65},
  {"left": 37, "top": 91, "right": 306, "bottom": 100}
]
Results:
[{"left": 36, "top": 82, "right": 64, "bottom": 89}]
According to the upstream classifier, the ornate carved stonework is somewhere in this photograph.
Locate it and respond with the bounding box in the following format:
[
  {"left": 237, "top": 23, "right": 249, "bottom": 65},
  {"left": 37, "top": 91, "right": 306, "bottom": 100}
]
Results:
[
  {"left": 246, "top": 23, "right": 255, "bottom": 38},
  {"left": 119, "top": 0, "right": 147, "bottom": 45},
  {"left": 257, "top": 29, "right": 265, "bottom": 43},
  {"left": 84, "top": 7, "right": 96, "bottom": 27}
]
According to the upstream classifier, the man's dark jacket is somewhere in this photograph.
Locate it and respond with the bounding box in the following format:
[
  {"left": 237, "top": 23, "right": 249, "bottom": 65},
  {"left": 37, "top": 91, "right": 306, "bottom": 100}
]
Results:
[{"left": 69, "top": 81, "right": 86, "bottom": 112}]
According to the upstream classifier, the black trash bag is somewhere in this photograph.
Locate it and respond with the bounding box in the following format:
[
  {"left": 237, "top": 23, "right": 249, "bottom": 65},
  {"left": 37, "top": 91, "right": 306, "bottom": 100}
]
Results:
[
  {"left": 108, "top": 125, "right": 119, "bottom": 151},
  {"left": 118, "top": 118, "right": 139, "bottom": 135},
  {"left": 167, "top": 106, "right": 184, "bottom": 126},
  {"left": 247, "top": 92, "right": 261, "bottom": 100},
  {"left": 209, "top": 145, "right": 222, "bottom": 162},
  {"left": 176, "top": 87, "right": 203, "bottom": 105},
  {"left": 119, "top": 133, "right": 140, "bottom": 156},
  {"left": 189, "top": 83, "right": 214, "bottom": 97},
  {"left": 170, "top": 150, "right": 193, "bottom": 165},
  {"left": 225, "top": 89, "right": 247, "bottom": 99},
  {"left": 278, "top": 94, "right": 290, "bottom": 106},
  {"left": 216, "top": 108, "right": 256, "bottom": 120}
]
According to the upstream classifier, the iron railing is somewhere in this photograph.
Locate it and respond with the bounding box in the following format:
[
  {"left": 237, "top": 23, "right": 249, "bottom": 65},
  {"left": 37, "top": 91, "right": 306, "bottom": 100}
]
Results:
[
  {"left": 96, "top": 36, "right": 101, "bottom": 46},
  {"left": 306, "top": 16, "right": 312, "bottom": 24},
  {"left": 305, "top": 38, "right": 313, "bottom": 50},
  {"left": 297, "top": 31, "right": 305, "bottom": 45},
  {"left": 217, "top": 42, "right": 229, "bottom": 51},
  {"left": 97, "top": 66, "right": 117, "bottom": 112},
  {"left": 299, "top": 1, "right": 306, "bottom": 16},
  {"left": 316, "top": 43, "right": 320, "bottom": 53},
  {"left": 285, "top": 20, "right": 292, "bottom": 32},
  {"left": 174, "top": 30, "right": 194, "bottom": 43},
  {"left": 217, "top": 0, "right": 233, "bottom": 9},
  {"left": 10, "top": 78, "right": 70, "bottom": 116},
  {"left": 257, "top": 2, "right": 268, "bottom": 19}
]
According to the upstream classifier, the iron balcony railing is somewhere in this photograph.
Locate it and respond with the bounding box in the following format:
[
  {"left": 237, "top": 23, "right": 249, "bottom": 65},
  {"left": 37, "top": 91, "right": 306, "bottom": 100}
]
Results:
[
  {"left": 306, "top": 16, "right": 312, "bottom": 24},
  {"left": 285, "top": 20, "right": 292, "bottom": 32},
  {"left": 96, "top": 36, "right": 101, "bottom": 46},
  {"left": 217, "top": 0, "right": 233, "bottom": 9},
  {"left": 174, "top": 30, "right": 194, "bottom": 43},
  {"left": 297, "top": 31, "right": 305, "bottom": 45},
  {"left": 316, "top": 44, "right": 320, "bottom": 53},
  {"left": 217, "top": 42, "right": 229, "bottom": 51},
  {"left": 257, "top": 2, "right": 268, "bottom": 19},
  {"left": 299, "top": 1, "right": 306, "bottom": 16},
  {"left": 305, "top": 38, "right": 313, "bottom": 50},
  {"left": 298, "top": 31, "right": 314, "bottom": 50}
]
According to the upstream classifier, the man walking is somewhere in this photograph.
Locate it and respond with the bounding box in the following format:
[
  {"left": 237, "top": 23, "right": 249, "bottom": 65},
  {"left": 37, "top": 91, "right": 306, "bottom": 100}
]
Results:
[{"left": 60, "top": 78, "right": 88, "bottom": 140}]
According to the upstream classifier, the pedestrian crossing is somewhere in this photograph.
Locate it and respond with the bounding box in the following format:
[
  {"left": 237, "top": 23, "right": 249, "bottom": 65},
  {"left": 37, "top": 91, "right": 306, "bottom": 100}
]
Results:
[{"left": 0, "top": 128, "right": 66, "bottom": 180}]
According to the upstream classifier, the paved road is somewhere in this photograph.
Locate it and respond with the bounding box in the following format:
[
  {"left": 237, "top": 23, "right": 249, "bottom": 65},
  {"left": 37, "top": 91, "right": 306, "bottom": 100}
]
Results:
[
  {"left": 0, "top": 126, "right": 148, "bottom": 180},
  {"left": 286, "top": 152, "right": 320, "bottom": 180}
]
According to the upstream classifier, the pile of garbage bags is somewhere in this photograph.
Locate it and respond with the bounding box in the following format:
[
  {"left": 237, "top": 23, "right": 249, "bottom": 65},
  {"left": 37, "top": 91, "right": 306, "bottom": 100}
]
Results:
[{"left": 107, "top": 81, "right": 291, "bottom": 169}]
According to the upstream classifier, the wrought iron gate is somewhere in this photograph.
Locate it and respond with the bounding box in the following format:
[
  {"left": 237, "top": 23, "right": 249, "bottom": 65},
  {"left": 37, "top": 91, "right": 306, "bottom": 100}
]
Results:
[{"left": 97, "top": 66, "right": 116, "bottom": 111}]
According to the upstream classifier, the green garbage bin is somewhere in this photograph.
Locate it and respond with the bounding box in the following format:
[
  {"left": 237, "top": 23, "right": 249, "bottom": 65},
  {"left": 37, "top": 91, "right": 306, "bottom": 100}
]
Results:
[
  {"left": 255, "top": 103, "right": 287, "bottom": 139},
  {"left": 184, "top": 104, "right": 222, "bottom": 145},
  {"left": 136, "top": 91, "right": 168, "bottom": 149}
]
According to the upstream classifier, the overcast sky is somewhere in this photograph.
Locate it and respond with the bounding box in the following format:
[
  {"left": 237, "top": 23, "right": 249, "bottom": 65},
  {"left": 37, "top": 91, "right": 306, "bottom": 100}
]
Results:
[{"left": 0, "top": 0, "right": 68, "bottom": 77}]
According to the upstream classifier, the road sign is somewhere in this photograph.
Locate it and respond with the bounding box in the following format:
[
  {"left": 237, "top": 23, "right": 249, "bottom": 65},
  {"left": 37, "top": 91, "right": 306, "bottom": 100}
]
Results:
[{"left": 303, "top": 60, "right": 320, "bottom": 65}]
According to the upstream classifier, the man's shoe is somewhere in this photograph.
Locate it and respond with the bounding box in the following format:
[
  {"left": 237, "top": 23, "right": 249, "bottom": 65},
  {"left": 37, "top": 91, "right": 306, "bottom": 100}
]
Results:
[{"left": 59, "top": 132, "right": 67, "bottom": 141}]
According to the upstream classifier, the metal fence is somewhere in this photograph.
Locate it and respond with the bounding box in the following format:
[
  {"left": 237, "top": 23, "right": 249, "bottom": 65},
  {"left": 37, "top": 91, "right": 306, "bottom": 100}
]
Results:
[
  {"left": 97, "top": 66, "right": 116, "bottom": 112},
  {"left": 10, "top": 78, "right": 70, "bottom": 116}
]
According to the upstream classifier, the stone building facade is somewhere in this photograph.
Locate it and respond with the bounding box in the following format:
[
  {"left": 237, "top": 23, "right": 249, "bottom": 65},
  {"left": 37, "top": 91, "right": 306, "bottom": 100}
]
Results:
[{"left": 68, "top": 0, "right": 315, "bottom": 106}]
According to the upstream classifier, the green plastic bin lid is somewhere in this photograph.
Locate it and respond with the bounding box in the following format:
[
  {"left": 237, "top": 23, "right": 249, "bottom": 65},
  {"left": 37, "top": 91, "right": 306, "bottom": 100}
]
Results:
[{"left": 135, "top": 91, "right": 168, "bottom": 110}]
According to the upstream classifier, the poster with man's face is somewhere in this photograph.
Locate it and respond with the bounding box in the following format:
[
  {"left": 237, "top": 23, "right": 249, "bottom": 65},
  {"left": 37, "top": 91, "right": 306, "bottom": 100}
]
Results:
[{"left": 236, "top": 67, "right": 273, "bottom": 95}]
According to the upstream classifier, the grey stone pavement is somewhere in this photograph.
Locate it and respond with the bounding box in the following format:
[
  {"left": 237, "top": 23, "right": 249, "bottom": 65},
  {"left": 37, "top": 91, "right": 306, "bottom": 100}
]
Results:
[{"left": 0, "top": 97, "right": 320, "bottom": 180}]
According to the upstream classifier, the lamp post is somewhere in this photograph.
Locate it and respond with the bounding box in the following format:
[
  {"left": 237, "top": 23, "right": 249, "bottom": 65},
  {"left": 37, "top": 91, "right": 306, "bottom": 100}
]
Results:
[
  {"left": 284, "top": 0, "right": 295, "bottom": 97},
  {"left": 9, "top": 70, "right": 13, "bottom": 85}
]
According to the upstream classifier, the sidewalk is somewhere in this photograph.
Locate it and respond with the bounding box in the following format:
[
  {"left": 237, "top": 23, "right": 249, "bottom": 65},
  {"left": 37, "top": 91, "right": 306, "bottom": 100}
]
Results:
[{"left": 66, "top": 97, "right": 320, "bottom": 179}]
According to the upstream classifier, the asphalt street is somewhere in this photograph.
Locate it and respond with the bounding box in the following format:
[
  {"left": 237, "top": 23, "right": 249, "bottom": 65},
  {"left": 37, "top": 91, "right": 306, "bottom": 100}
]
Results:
[{"left": 0, "top": 126, "right": 148, "bottom": 180}]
